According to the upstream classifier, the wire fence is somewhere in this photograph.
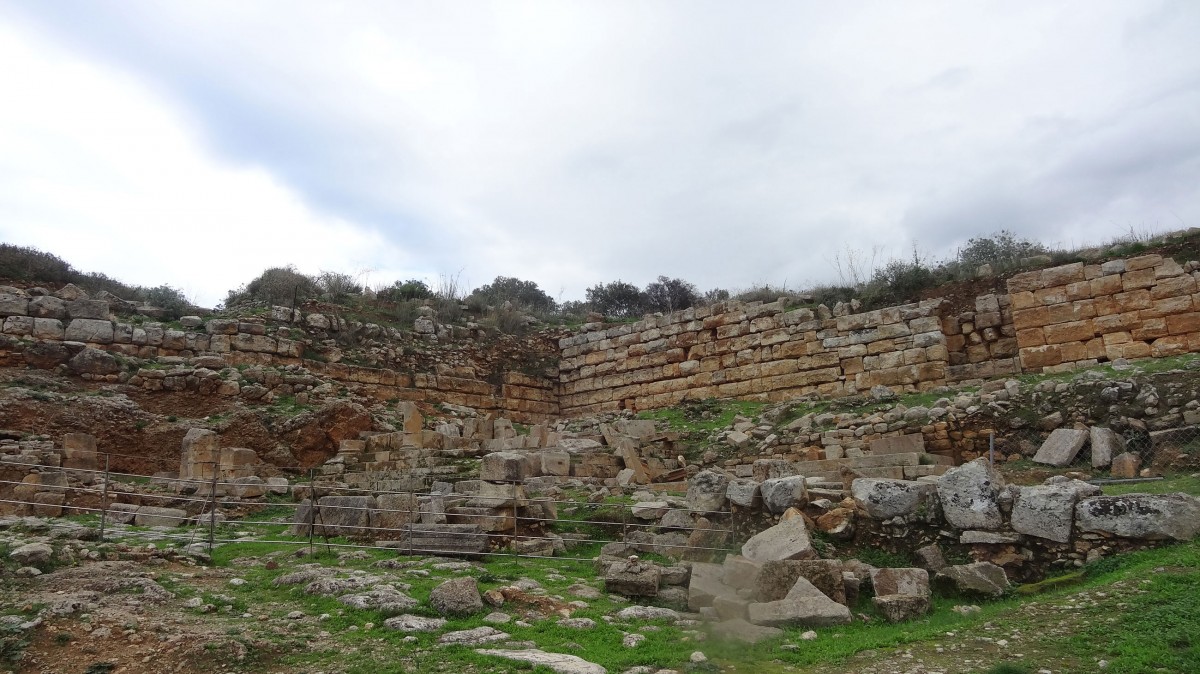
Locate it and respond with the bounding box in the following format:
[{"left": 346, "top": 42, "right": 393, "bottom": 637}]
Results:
[
  {"left": 983, "top": 421, "right": 1200, "bottom": 478},
  {"left": 0, "top": 452, "right": 736, "bottom": 564}
]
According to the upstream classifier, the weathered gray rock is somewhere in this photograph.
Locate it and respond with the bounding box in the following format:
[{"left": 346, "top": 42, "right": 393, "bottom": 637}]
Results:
[
  {"left": 872, "top": 594, "right": 930, "bottom": 623},
  {"left": 934, "top": 562, "right": 1009, "bottom": 596},
  {"left": 384, "top": 614, "right": 446, "bottom": 632},
  {"left": 429, "top": 577, "right": 483, "bottom": 616},
  {"left": 134, "top": 506, "right": 188, "bottom": 527},
  {"left": 28, "top": 296, "right": 67, "bottom": 319},
  {"left": 725, "top": 478, "right": 760, "bottom": 508},
  {"left": 296, "top": 496, "right": 375, "bottom": 537},
  {"left": 869, "top": 568, "right": 930, "bottom": 597},
  {"left": 914, "top": 544, "right": 946, "bottom": 572},
  {"left": 936, "top": 458, "right": 1004, "bottom": 530},
  {"left": 759, "top": 475, "right": 808, "bottom": 514},
  {"left": 630, "top": 501, "right": 669, "bottom": 520},
  {"left": 1110, "top": 452, "right": 1142, "bottom": 479},
  {"left": 1089, "top": 427, "right": 1122, "bottom": 468},
  {"left": 851, "top": 478, "right": 937, "bottom": 519},
  {"left": 437, "top": 626, "right": 508, "bottom": 646},
  {"left": 1032, "top": 428, "right": 1089, "bottom": 467},
  {"left": 475, "top": 649, "right": 606, "bottom": 674},
  {"left": 9, "top": 542, "right": 53, "bottom": 567},
  {"left": 615, "top": 605, "right": 678, "bottom": 621},
  {"left": 604, "top": 560, "right": 660, "bottom": 597},
  {"left": 709, "top": 617, "right": 784, "bottom": 644},
  {"left": 687, "top": 470, "right": 731, "bottom": 513},
  {"left": 1011, "top": 480, "right": 1100, "bottom": 543},
  {"left": 741, "top": 518, "right": 816, "bottom": 563},
  {"left": 658, "top": 509, "right": 695, "bottom": 530},
  {"left": 1075, "top": 493, "right": 1200, "bottom": 541},
  {"left": 746, "top": 577, "right": 852, "bottom": 627},
  {"left": 64, "top": 318, "right": 114, "bottom": 344},
  {"left": 721, "top": 555, "right": 762, "bottom": 591}
]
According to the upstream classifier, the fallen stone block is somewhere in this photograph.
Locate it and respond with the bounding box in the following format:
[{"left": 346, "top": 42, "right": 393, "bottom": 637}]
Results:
[
  {"left": 934, "top": 562, "right": 1009, "bottom": 597},
  {"left": 1032, "top": 428, "right": 1089, "bottom": 467},
  {"left": 687, "top": 469, "right": 731, "bottom": 513},
  {"left": 604, "top": 559, "right": 661, "bottom": 597},
  {"left": 872, "top": 594, "right": 930, "bottom": 622},
  {"left": 708, "top": 618, "right": 784, "bottom": 644},
  {"left": 1011, "top": 479, "right": 1100, "bottom": 543},
  {"left": 754, "top": 559, "right": 845, "bottom": 604},
  {"left": 746, "top": 577, "right": 852, "bottom": 627},
  {"left": 742, "top": 517, "right": 817, "bottom": 563},
  {"left": 869, "top": 567, "right": 930, "bottom": 597},
  {"left": 474, "top": 649, "right": 605, "bottom": 674},
  {"left": 1089, "top": 427, "right": 1122, "bottom": 468},
  {"left": 759, "top": 475, "right": 808, "bottom": 514},
  {"left": 134, "top": 506, "right": 188, "bottom": 527}
]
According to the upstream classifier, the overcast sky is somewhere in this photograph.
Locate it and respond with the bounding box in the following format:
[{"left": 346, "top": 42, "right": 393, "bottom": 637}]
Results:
[{"left": 1, "top": 1, "right": 1198, "bottom": 307}]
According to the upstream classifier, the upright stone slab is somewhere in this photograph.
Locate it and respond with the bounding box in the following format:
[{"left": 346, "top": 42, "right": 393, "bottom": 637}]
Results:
[
  {"left": 1089, "top": 427, "right": 1122, "bottom": 468},
  {"left": 1032, "top": 428, "right": 1089, "bottom": 467},
  {"left": 759, "top": 475, "right": 808, "bottom": 514},
  {"left": 62, "top": 433, "right": 98, "bottom": 475},
  {"left": 180, "top": 428, "right": 220, "bottom": 481},
  {"left": 936, "top": 458, "right": 1004, "bottom": 530},
  {"left": 398, "top": 401, "right": 423, "bottom": 434}
]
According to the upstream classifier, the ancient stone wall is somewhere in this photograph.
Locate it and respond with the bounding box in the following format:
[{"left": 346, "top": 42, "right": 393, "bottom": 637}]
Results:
[
  {"left": 559, "top": 254, "right": 1200, "bottom": 416},
  {"left": 558, "top": 299, "right": 952, "bottom": 416},
  {"left": 1009, "top": 254, "right": 1200, "bottom": 372},
  {"left": 0, "top": 297, "right": 560, "bottom": 424}
]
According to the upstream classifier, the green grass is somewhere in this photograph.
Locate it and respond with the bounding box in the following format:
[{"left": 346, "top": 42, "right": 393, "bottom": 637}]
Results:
[
  {"left": 1100, "top": 472, "right": 1200, "bottom": 496},
  {"left": 637, "top": 398, "right": 765, "bottom": 433}
]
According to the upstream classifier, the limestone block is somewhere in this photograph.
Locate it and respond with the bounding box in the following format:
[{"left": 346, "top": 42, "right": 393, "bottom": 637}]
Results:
[
  {"left": 1032, "top": 428, "right": 1089, "bottom": 467},
  {"left": 936, "top": 458, "right": 1004, "bottom": 530},
  {"left": 851, "top": 478, "right": 936, "bottom": 519},
  {"left": 1075, "top": 494, "right": 1200, "bottom": 540},
  {"left": 64, "top": 319, "right": 114, "bottom": 344},
  {"left": 741, "top": 518, "right": 817, "bottom": 563}
]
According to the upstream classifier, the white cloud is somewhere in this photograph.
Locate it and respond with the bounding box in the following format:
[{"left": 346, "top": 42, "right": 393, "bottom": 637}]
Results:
[
  {"left": 0, "top": 23, "right": 421, "bottom": 306},
  {"left": 1, "top": 0, "right": 1198, "bottom": 304}
]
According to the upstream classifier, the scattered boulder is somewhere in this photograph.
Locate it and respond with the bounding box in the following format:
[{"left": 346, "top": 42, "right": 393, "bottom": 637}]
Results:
[
  {"left": 616, "top": 605, "right": 678, "bottom": 621},
  {"left": 605, "top": 559, "right": 660, "bottom": 597},
  {"left": 1110, "top": 452, "right": 1142, "bottom": 479},
  {"left": 872, "top": 594, "right": 930, "bottom": 623},
  {"left": 475, "top": 649, "right": 605, "bottom": 674},
  {"left": 437, "top": 626, "right": 508, "bottom": 646},
  {"left": 759, "top": 476, "right": 808, "bottom": 514},
  {"left": 429, "top": 577, "right": 483, "bottom": 616},
  {"left": 754, "top": 560, "right": 845, "bottom": 604},
  {"left": 934, "top": 562, "right": 1010, "bottom": 597},
  {"left": 67, "top": 347, "right": 121, "bottom": 376},
  {"left": 741, "top": 518, "right": 816, "bottom": 563},
  {"left": 9, "top": 542, "right": 53, "bottom": 568},
  {"left": 687, "top": 470, "right": 730, "bottom": 513}
]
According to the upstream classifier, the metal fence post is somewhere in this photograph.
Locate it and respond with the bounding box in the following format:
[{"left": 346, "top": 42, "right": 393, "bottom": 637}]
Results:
[
  {"left": 511, "top": 479, "right": 518, "bottom": 556},
  {"left": 207, "top": 462, "right": 219, "bottom": 553},
  {"left": 989, "top": 431, "right": 995, "bottom": 469},
  {"left": 307, "top": 469, "right": 316, "bottom": 556},
  {"left": 98, "top": 454, "right": 110, "bottom": 543}
]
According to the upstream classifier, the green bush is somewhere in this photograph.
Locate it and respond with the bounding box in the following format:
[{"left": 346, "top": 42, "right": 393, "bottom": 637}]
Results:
[
  {"left": 225, "top": 265, "right": 318, "bottom": 308},
  {"left": 643, "top": 275, "right": 699, "bottom": 314},
  {"left": 468, "top": 276, "right": 556, "bottom": 315},
  {"left": 586, "top": 280, "right": 645, "bottom": 318}
]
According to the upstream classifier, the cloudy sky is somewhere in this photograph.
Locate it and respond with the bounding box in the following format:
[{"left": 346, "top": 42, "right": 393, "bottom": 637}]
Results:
[{"left": 1, "top": 1, "right": 1198, "bottom": 307}]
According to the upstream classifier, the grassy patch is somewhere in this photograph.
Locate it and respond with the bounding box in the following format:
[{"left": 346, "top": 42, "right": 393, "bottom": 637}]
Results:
[{"left": 638, "top": 398, "right": 765, "bottom": 433}]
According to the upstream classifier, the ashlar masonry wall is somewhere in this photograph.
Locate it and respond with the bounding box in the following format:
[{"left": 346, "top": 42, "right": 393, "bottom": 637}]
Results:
[
  {"left": 1010, "top": 254, "right": 1200, "bottom": 372},
  {"left": 558, "top": 299, "right": 951, "bottom": 416}
]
